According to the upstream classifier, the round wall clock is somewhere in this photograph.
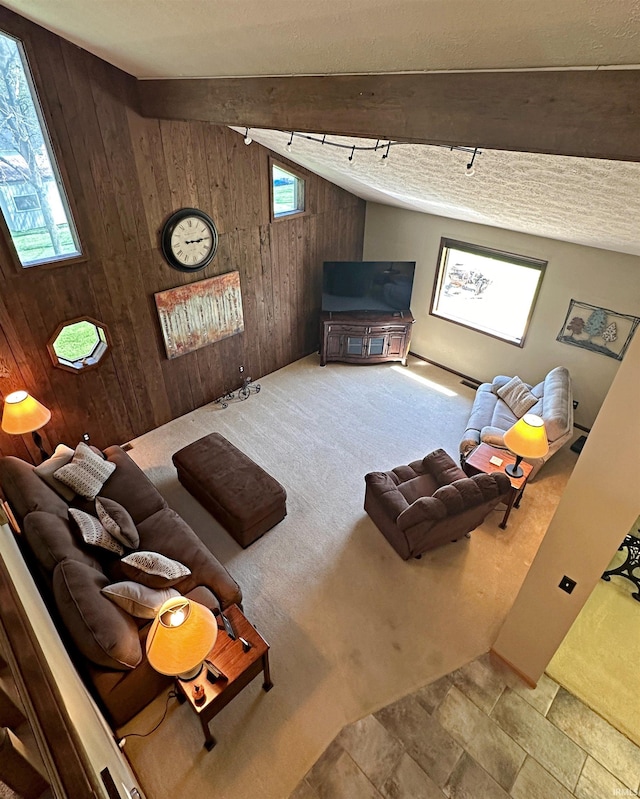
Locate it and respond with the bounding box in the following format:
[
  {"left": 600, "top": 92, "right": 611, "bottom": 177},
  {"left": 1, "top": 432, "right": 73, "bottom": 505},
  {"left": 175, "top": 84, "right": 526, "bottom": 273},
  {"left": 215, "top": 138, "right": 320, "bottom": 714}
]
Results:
[{"left": 161, "top": 208, "right": 219, "bottom": 272}]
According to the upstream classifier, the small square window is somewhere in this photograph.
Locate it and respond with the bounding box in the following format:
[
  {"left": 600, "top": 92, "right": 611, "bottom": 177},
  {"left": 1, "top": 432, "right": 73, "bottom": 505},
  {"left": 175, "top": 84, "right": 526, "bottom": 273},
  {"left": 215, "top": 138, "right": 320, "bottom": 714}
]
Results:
[
  {"left": 271, "top": 160, "right": 305, "bottom": 220},
  {"left": 13, "top": 194, "right": 40, "bottom": 212}
]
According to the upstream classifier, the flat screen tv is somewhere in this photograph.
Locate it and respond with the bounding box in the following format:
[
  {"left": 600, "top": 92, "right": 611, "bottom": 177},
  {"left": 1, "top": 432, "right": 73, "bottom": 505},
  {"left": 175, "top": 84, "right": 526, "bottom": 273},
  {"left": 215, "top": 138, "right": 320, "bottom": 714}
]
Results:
[{"left": 322, "top": 261, "right": 415, "bottom": 313}]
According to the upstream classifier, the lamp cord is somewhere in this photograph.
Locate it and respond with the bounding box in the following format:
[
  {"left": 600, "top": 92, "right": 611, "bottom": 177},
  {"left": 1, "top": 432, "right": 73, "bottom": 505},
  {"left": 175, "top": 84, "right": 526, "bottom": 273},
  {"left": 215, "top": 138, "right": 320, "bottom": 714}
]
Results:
[{"left": 117, "top": 690, "right": 178, "bottom": 746}]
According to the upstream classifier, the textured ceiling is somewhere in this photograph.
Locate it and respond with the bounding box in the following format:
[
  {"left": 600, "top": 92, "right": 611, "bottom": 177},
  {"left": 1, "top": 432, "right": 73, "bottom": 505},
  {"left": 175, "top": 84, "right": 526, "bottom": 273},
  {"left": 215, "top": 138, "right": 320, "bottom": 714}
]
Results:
[
  {"left": 238, "top": 129, "right": 640, "bottom": 256},
  {"left": 4, "top": 0, "right": 639, "bottom": 256}
]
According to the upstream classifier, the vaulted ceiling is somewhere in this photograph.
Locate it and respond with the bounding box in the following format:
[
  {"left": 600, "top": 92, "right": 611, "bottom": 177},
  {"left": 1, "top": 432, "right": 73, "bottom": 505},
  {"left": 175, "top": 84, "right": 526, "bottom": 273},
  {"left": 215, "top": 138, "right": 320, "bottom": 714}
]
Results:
[{"left": 3, "top": 0, "right": 639, "bottom": 255}]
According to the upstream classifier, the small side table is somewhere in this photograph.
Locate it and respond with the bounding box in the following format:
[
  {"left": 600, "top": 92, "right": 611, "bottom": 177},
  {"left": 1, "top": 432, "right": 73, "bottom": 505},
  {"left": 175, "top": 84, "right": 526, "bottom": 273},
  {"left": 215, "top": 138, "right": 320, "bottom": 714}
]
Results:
[
  {"left": 176, "top": 604, "right": 272, "bottom": 750},
  {"left": 463, "top": 443, "right": 533, "bottom": 529}
]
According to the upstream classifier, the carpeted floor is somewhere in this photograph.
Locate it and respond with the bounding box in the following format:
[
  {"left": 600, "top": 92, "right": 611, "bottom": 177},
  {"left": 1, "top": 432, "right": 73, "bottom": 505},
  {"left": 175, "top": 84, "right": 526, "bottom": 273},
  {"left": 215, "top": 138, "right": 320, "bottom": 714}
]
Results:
[{"left": 119, "top": 355, "right": 577, "bottom": 799}]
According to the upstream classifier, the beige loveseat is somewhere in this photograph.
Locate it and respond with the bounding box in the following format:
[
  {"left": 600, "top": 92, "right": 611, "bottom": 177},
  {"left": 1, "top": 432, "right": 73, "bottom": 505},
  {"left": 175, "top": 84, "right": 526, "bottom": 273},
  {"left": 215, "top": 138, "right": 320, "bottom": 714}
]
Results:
[{"left": 459, "top": 366, "right": 573, "bottom": 478}]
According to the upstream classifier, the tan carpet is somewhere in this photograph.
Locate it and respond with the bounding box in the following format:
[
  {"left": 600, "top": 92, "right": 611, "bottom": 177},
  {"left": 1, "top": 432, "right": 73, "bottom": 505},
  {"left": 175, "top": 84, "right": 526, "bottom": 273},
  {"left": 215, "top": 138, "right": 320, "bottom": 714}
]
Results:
[
  {"left": 547, "top": 520, "right": 640, "bottom": 748},
  {"left": 119, "top": 355, "right": 577, "bottom": 799}
]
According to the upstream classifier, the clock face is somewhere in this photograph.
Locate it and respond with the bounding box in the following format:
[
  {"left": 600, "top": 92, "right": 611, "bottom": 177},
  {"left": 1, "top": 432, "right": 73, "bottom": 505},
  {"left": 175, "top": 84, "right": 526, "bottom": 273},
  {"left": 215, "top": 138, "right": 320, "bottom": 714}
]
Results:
[{"left": 161, "top": 208, "right": 219, "bottom": 272}]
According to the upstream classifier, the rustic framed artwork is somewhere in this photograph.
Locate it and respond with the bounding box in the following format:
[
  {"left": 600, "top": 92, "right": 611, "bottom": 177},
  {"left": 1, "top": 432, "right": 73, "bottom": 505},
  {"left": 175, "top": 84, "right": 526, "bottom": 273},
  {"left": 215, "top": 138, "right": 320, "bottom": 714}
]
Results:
[
  {"left": 154, "top": 272, "right": 244, "bottom": 359},
  {"left": 556, "top": 299, "right": 639, "bottom": 361}
]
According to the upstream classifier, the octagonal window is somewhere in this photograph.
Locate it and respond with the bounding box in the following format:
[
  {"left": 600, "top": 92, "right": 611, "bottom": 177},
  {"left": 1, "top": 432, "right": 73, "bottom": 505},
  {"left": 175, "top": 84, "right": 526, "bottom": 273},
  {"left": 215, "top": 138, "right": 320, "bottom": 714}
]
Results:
[{"left": 47, "top": 317, "right": 110, "bottom": 373}]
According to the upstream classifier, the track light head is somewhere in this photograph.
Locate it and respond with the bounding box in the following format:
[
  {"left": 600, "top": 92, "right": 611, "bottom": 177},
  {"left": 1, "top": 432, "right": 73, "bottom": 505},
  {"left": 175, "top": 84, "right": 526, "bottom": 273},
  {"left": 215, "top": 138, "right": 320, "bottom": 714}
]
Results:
[
  {"left": 244, "top": 127, "right": 252, "bottom": 145},
  {"left": 465, "top": 147, "right": 479, "bottom": 176}
]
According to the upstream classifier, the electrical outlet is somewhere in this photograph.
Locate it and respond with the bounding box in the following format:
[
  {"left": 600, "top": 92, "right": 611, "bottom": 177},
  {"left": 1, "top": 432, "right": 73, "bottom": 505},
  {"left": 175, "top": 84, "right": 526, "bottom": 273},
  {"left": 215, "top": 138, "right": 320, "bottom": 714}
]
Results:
[
  {"left": 559, "top": 575, "right": 576, "bottom": 594},
  {"left": 239, "top": 365, "right": 244, "bottom": 373},
  {"left": 572, "top": 400, "right": 579, "bottom": 410}
]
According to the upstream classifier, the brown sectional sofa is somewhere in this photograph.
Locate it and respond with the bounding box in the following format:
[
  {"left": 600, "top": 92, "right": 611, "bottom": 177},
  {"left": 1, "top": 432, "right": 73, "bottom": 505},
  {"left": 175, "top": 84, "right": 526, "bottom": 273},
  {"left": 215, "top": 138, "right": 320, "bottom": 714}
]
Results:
[{"left": 0, "top": 445, "right": 242, "bottom": 728}]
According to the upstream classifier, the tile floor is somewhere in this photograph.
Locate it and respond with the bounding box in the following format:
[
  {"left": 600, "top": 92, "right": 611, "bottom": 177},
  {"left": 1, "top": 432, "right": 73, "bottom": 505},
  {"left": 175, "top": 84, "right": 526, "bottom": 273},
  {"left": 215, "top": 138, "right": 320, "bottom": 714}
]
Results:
[{"left": 290, "top": 654, "right": 640, "bottom": 798}]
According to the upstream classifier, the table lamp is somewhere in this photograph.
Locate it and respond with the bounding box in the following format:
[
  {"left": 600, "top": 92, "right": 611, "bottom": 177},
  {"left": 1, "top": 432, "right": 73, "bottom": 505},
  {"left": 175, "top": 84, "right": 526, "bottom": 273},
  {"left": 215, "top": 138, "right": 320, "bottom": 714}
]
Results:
[
  {"left": 146, "top": 597, "right": 218, "bottom": 681},
  {"left": 1, "top": 390, "right": 51, "bottom": 462},
  {"left": 503, "top": 413, "right": 549, "bottom": 478}
]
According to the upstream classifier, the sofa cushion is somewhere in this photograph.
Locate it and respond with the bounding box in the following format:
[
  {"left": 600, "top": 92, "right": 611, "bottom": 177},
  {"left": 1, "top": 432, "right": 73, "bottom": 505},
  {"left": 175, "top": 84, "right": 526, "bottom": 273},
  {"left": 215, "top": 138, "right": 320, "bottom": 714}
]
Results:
[
  {"left": 131, "top": 508, "right": 243, "bottom": 607},
  {"left": 34, "top": 444, "right": 76, "bottom": 501},
  {"left": 54, "top": 442, "right": 116, "bottom": 500},
  {"left": 69, "top": 508, "right": 125, "bottom": 555},
  {"left": 101, "top": 581, "right": 179, "bottom": 619},
  {"left": 497, "top": 376, "right": 538, "bottom": 417},
  {"left": 24, "top": 511, "right": 101, "bottom": 575},
  {"left": 397, "top": 474, "right": 438, "bottom": 504},
  {"left": 422, "top": 448, "right": 466, "bottom": 485},
  {"left": 119, "top": 551, "right": 190, "bottom": 588},
  {"left": 0, "top": 457, "right": 69, "bottom": 522},
  {"left": 100, "top": 446, "right": 168, "bottom": 524},
  {"left": 95, "top": 498, "right": 139, "bottom": 549},
  {"left": 53, "top": 559, "right": 142, "bottom": 670},
  {"left": 491, "top": 399, "right": 519, "bottom": 432}
]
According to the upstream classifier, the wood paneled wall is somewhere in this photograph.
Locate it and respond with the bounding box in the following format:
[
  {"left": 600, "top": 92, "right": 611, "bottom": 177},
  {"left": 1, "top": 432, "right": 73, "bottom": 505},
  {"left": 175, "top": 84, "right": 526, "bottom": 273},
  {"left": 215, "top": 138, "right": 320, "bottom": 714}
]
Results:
[{"left": 0, "top": 8, "right": 365, "bottom": 461}]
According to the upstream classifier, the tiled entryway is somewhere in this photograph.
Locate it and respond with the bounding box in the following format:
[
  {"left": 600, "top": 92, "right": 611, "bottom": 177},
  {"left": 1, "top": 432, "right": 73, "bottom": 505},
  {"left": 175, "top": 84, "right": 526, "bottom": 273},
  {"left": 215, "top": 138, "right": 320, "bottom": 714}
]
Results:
[{"left": 290, "top": 654, "right": 640, "bottom": 798}]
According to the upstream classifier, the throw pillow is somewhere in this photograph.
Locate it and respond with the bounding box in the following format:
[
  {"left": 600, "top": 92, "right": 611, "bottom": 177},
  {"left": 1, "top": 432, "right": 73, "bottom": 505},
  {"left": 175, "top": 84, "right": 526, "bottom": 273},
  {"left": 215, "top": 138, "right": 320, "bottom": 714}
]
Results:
[
  {"left": 69, "top": 507, "right": 124, "bottom": 555},
  {"left": 95, "top": 497, "right": 139, "bottom": 549},
  {"left": 101, "top": 581, "right": 179, "bottom": 619},
  {"left": 497, "top": 376, "right": 538, "bottom": 417},
  {"left": 53, "top": 442, "right": 115, "bottom": 500},
  {"left": 34, "top": 443, "right": 77, "bottom": 501},
  {"left": 119, "top": 551, "right": 190, "bottom": 588}
]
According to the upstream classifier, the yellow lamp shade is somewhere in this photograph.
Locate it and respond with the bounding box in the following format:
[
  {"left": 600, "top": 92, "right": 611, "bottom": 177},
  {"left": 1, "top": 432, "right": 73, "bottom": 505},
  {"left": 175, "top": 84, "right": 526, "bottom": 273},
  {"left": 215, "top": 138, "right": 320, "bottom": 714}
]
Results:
[
  {"left": 503, "top": 413, "right": 549, "bottom": 459},
  {"left": 146, "top": 597, "right": 218, "bottom": 679},
  {"left": 1, "top": 390, "right": 51, "bottom": 435}
]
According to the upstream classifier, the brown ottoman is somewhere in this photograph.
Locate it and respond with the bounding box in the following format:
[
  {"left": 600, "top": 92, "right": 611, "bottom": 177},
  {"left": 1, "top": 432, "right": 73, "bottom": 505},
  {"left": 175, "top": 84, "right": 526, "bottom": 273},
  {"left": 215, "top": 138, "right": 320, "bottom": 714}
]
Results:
[{"left": 172, "top": 433, "right": 287, "bottom": 548}]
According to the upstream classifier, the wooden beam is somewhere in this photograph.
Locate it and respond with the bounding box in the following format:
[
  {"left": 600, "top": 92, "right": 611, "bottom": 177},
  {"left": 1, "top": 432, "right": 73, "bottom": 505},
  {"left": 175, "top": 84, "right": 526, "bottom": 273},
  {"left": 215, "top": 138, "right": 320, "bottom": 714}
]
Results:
[{"left": 138, "top": 70, "right": 640, "bottom": 162}]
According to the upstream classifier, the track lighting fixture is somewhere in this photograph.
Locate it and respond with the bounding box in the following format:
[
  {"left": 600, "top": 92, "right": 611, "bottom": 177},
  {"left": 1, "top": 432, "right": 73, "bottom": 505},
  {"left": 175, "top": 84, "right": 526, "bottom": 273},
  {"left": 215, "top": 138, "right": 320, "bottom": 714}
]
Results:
[
  {"left": 269, "top": 131, "right": 481, "bottom": 172},
  {"left": 244, "top": 128, "right": 252, "bottom": 145},
  {"left": 465, "top": 147, "right": 479, "bottom": 176}
]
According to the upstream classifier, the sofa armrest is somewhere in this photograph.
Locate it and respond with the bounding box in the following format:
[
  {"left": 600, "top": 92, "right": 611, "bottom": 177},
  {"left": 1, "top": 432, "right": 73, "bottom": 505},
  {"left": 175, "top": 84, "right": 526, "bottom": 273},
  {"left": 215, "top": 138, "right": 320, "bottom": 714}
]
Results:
[
  {"left": 184, "top": 556, "right": 242, "bottom": 610},
  {"left": 397, "top": 496, "right": 446, "bottom": 532},
  {"left": 364, "top": 471, "right": 410, "bottom": 519},
  {"left": 540, "top": 366, "right": 573, "bottom": 442},
  {"left": 480, "top": 425, "right": 507, "bottom": 448}
]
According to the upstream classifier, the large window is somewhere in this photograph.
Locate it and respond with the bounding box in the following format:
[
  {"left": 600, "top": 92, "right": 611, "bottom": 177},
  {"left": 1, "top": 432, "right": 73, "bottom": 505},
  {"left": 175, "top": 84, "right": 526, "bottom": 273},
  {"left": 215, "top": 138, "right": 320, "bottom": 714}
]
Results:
[
  {"left": 0, "top": 32, "right": 81, "bottom": 267},
  {"left": 270, "top": 159, "right": 305, "bottom": 220},
  {"left": 430, "top": 239, "right": 546, "bottom": 347}
]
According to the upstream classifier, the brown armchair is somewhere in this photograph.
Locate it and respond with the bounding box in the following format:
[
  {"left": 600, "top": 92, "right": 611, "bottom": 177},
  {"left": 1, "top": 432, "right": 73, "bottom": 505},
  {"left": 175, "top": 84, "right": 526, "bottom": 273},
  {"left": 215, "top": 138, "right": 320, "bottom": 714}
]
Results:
[{"left": 364, "top": 448, "right": 511, "bottom": 560}]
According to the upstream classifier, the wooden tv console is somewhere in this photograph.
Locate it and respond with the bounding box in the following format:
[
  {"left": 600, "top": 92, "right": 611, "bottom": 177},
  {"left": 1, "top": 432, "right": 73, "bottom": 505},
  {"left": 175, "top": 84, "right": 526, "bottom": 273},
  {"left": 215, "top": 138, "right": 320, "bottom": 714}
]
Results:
[{"left": 319, "top": 311, "right": 414, "bottom": 366}]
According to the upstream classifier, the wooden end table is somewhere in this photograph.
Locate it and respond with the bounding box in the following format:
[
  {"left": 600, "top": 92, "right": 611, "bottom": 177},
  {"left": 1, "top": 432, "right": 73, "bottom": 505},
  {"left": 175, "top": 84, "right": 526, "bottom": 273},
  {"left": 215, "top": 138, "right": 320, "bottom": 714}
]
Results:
[
  {"left": 176, "top": 604, "right": 272, "bottom": 750},
  {"left": 462, "top": 443, "right": 533, "bottom": 529}
]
